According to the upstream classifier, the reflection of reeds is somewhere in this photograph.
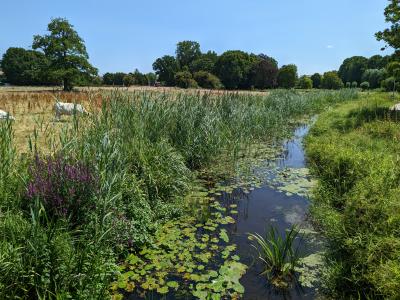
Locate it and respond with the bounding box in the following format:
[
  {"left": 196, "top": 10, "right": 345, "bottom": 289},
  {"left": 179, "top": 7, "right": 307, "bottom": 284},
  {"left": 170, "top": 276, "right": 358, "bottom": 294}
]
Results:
[{"left": 249, "top": 225, "right": 301, "bottom": 288}]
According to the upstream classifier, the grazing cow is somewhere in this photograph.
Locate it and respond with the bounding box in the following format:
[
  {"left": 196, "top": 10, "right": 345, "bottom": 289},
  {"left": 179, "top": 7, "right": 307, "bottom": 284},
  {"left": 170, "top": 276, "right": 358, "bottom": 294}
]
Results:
[
  {"left": 54, "top": 102, "right": 88, "bottom": 120},
  {"left": 0, "top": 109, "right": 15, "bottom": 121},
  {"left": 390, "top": 103, "right": 400, "bottom": 111}
]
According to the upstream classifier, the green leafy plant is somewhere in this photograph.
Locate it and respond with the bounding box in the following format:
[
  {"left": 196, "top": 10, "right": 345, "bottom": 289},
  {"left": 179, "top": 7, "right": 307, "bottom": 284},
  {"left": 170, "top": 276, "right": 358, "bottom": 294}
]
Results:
[{"left": 249, "top": 225, "right": 301, "bottom": 288}]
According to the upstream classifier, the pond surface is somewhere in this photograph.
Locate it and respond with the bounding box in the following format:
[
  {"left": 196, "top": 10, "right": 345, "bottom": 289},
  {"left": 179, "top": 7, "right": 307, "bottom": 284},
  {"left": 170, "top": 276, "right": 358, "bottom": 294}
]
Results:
[
  {"left": 219, "top": 125, "right": 322, "bottom": 300},
  {"left": 119, "top": 124, "right": 323, "bottom": 300}
]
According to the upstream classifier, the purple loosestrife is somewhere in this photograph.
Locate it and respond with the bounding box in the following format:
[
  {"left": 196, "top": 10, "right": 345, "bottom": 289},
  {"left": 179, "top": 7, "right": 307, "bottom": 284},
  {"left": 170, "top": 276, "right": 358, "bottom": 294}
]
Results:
[{"left": 26, "top": 154, "right": 98, "bottom": 226}]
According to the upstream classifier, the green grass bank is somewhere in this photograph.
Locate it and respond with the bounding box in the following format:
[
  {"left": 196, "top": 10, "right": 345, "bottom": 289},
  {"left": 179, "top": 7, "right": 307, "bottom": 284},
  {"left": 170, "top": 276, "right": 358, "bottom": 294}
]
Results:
[{"left": 306, "top": 92, "right": 400, "bottom": 299}]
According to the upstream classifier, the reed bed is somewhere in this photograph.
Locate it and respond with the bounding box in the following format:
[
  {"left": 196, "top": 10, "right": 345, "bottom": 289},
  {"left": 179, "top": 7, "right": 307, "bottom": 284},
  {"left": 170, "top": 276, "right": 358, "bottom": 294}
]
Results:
[{"left": 0, "top": 89, "right": 357, "bottom": 299}]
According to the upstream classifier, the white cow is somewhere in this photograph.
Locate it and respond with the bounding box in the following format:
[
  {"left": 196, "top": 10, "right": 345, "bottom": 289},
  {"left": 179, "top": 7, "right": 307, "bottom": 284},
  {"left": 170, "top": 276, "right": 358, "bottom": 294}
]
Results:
[
  {"left": 0, "top": 109, "right": 15, "bottom": 121},
  {"left": 54, "top": 102, "right": 88, "bottom": 120},
  {"left": 390, "top": 103, "right": 400, "bottom": 111}
]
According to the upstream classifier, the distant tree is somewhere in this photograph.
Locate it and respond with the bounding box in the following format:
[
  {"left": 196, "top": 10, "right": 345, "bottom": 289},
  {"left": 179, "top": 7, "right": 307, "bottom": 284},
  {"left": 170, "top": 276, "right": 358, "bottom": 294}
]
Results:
[
  {"left": 368, "top": 55, "right": 390, "bottom": 69},
  {"left": 311, "top": 73, "right": 322, "bottom": 89},
  {"left": 123, "top": 74, "right": 135, "bottom": 87},
  {"left": 32, "top": 18, "right": 97, "bottom": 91},
  {"left": 250, "top": 54, "right": 278, "bottom": 89},
  {"left": 132, "top": 69, "right": 148, "bottom": 85},
  {"left": 102, "top": 73, "right": 115, "bottom": 85},
  {"left": 386, "top": 61, "right": 400, "bottom": 95},
  {"left": 360, "top": 81, "right": 370, "bottom": 91},
  {"left": 91, "top": 76, "right": 102, "bottom": 86},
  {"left": 145, "top": 72, "right": 157, "bottom": 86},
  {"left": 189, "top": 51, "right": 218, "bottom": 73},
  {"left": 152, "top": 55, "right": 180, "bottom": 86},
  {"left": 215, "top": 50, "right": 255, "bottom": 89},
  {"left": 1, "top": 47, "right": 52, "bottom": 85},
  {"left": 381, "top": 77, "right": 400, "bottom": 92},
  {"left": 114, "top": 72, "right": 127, "bottom": 85},
  {"left": 193, "top": 71, "right": 223, "bottom": 89},
  {"left": 176, "top": 41, "right": 201, "bottom": 68},
  {"left": 277, "top": 64, "right": 298, "bottom": 88},
  {"left": 297, "top": 75, "right": 313, "bottom": 89},
  {"left": 321, "top": 71, "right": 344, "bottom": 89},
  {"left": 338, "top": 56, "right": 368, "bottom": 84},
  {"left": 362, "top": 69, "right": 387, "bottom": 89},
  {"left": 174, "top": 71, "right": 198, "bottom": 89},
  {"left": 376, "top": 0, "right": 400, "bottom": 51}
]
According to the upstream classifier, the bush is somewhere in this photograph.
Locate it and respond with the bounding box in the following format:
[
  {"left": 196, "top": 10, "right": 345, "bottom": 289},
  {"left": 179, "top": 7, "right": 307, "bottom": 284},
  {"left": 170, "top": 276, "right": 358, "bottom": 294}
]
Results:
[
  {"left": 297, "top": 75, "right": 313, "bottom": 89},
  {"left": 174, "top": 71, "right": 198, "bottom": 89},
  {"left": 193, "top": 71, "right": 223, "bottom": 89},
  {"left": 277, "top": 64, "right": 298, "bottom": 88},
  {"left": 360, "top": 81, "right": 370, "bottom": 91},
  {"left": 381, "top": 77, "right": 400, "bottom": 92},
  {"left": 321, "top": 72, "right": 344, "bottom": 90},
  {"left": 351, "top": 81, "right": 358, "bottom": 88},
  {"left": 346, "top": 82, "right": 351, "bottom": 88}
]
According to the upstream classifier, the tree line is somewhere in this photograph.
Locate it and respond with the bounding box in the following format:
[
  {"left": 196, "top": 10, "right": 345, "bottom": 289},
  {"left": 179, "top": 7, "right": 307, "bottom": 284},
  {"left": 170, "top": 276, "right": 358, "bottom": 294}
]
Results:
[{"left": 1, "top": 4, "right": 400, "bottom": 92}]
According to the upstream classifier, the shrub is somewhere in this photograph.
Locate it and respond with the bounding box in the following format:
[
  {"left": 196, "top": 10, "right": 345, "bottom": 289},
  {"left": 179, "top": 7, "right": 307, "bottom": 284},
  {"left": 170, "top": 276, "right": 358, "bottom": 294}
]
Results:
[
  {"left": 321, "top": 72, "right": 344, "bottom": 90},
  {"left": 311, "top": 73, "right": 322, "bottom": 89},
  {"left": 193, "top": 71, "right": 223, "bottom": 89},
  {"left": 346, "top": 82, "right": 351, "bottom": 88},
  {"left": 381, "top": 77, "right": 400, "bottom": 92},
  {"left": 26, "top": 155, "right": 98, "bottom": 226},
  {"left": 174, "top": 71, "right": 198, "bottom": 89},
  {"left": 297, "top": 75, "right": 313, "bottom": 89},
  {"left": 277, "top": 64, "right": 298, "bottom": 88},
  {"left": 360, "top": 81, "right": 370, "bottom": 91},
  {"left": 351, "top": 81, "right": 358, "bottom": 88}
]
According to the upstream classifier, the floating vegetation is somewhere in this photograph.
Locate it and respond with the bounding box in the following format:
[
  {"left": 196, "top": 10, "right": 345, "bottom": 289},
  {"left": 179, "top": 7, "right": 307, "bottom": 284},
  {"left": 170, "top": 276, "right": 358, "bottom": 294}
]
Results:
[
  {"left": 111, "top": 200, "right": 246, "bottom": 299},
  {"left": 295, "top": 252, "right": 325, "bottom": 288}
]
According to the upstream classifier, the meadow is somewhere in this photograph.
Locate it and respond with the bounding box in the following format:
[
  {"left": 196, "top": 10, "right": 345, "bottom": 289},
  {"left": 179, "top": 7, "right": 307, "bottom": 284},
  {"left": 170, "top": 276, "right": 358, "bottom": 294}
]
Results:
[
  {"left": 306, "top": 93, "right": 400, "bottom": 299},
  {"left": 0, "top": 89, "right": 358, "bottom": 299}
]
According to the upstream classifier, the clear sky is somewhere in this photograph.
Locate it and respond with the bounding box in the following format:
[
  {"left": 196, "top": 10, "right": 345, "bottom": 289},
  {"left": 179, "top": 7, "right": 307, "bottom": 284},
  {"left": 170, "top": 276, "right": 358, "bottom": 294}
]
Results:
[{"left": 0, "top": 0, "right": 393, "bottom": 75}]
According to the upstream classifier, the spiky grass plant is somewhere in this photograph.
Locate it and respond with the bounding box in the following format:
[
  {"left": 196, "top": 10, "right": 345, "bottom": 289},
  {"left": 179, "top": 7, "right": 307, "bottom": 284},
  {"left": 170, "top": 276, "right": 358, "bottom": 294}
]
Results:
[{"left": 249, "top": 225, "right": 301, "bottom": 288}]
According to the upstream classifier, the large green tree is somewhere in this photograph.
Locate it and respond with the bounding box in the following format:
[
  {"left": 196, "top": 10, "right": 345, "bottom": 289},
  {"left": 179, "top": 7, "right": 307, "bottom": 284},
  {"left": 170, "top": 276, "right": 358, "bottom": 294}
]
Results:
[
  {"left": 176, "top": 41, "right": 201, "bottom": 68},
  {"left": 215, "top": 50, "right": 255, "bottom": 89},
  {"left": 376, "top": 0, "right": 400, "bottom": 51},
  {"left": 250, "top": 54, "right": 278, "bottom": 89},
  {"left": 152, "top": 55, "right": 180, "bottom": 86},
  {"left": 189, "top": 51, "right": 218, "bottom": 73},
  {"left": 321, "top": 71, "right": 344, "bottom": 89},
  {"left": 32, "top": 18, "right": 97, "bottom": 91},
  {"left": 1, "top": 47, "right": 51, "bottom": 85},
  {"left": 338, "top": 56, "right": 368, "bottom": 84},
  {"left": 311, "top": 73, "right": 322, "bottom": 89},
  {"left": 277, "top": 64, "right": 298, "bottom": 88}
]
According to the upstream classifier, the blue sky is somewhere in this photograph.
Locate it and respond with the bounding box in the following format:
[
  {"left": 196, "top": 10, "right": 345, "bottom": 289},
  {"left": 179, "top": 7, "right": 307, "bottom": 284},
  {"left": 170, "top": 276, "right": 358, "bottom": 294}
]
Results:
[{"left": 0, "top": 0, "right": 393, "bottom": 75}]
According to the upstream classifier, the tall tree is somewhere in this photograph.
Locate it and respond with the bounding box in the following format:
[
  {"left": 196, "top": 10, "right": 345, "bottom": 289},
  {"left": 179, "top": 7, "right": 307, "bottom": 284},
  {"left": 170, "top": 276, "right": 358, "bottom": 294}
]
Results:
[
  {"left": 311, "top": 73, "right": 322, "bottom": 88},
  {"left": 250, "top": 54, "right": 278, "bottom": 89},
  {"left": 189, "top": 51, "right": 218, "bottom": 74},
  {"left": 376, "top": 0, "right": 400, "bottom": 51},
  {"left": 277, "top": 64, "right": 298, "bottom": 88},
  {"left": 1, "top": 47, "right": 51, "bottom": 85},
  {"left": 152, "top": 55, "right": 180, "bottom": 86},
  {"left": 32, "top": 18, "right": 97, "bottom": 91},
  {"left": 338, "top": 56, "right": 368, "bottom": 84},
  {"left": 176, "top": 41, "right": 201, "bottom": 68}
]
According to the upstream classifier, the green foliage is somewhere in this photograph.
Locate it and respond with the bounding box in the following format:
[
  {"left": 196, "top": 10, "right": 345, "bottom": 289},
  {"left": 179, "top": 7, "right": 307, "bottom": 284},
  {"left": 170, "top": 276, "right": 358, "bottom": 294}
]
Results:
[
  {"left": 152, "top": 55, "right": 179, "bottom": 86},
  {"left": 1, "top": 47, "right": 53, "bottom": 85},
  {"left": 193, "top": 71, "right": 223, "bottom": 89},
  {"left": 189, "top": 51, "right": 218, "bottom": 73},
  {"left": 176, "top": 41, "right": 201, "bottom": 68},
  {"left": 215, "top": 50, "right": 256, "bottom": 89},
  {"left": 249, "top": 226, "right": 300, "bottom": 288},
  {"left": 376, "top": 0, "right": 400, "bottom": 50},
  {"left": 351, "top": 81, "right": 358, "bottom": 88},
  {"left": 306, "top": 94, "right": 400, "bottom": 298},
  {"left": 311, "top": 73, "right": 322, "bottom": 89},
  {"left": 123, "top": 74, "right": 135, "bottom": 87},
  {"left": 338, "top": 56, "right": 368, "bottom": 84},
  {"left": 368, "top": 55, "right": 390, "bottom": 69},
  {"left": 360, "top": 81, "right": 370, "bottom": 91},
  {"left": 250, "top": 55, "right": 279, "bottom": 89},
  {"left": 321, "top": 71, "right": 344, "bottom": 90},
  {"left": 102, "top": 72, "right": 126, "bottom": 85},
  {"left": 381, "top": 76, "right": 400, "bottom": 91},
  {"left": 174, "top": 71, "right": 198, "bottom": 89},
  {"left": 297, "top": 75, "right": 313, "bottom": 89},
  {"left": 277, "top": 64, "right": 298, "bottom": 89},
  {"left": 32, "top": 18, "right": 97, "bottom": 91},
  {"left": 362, "top": 69, "right": 387, "bottom": 89}
]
